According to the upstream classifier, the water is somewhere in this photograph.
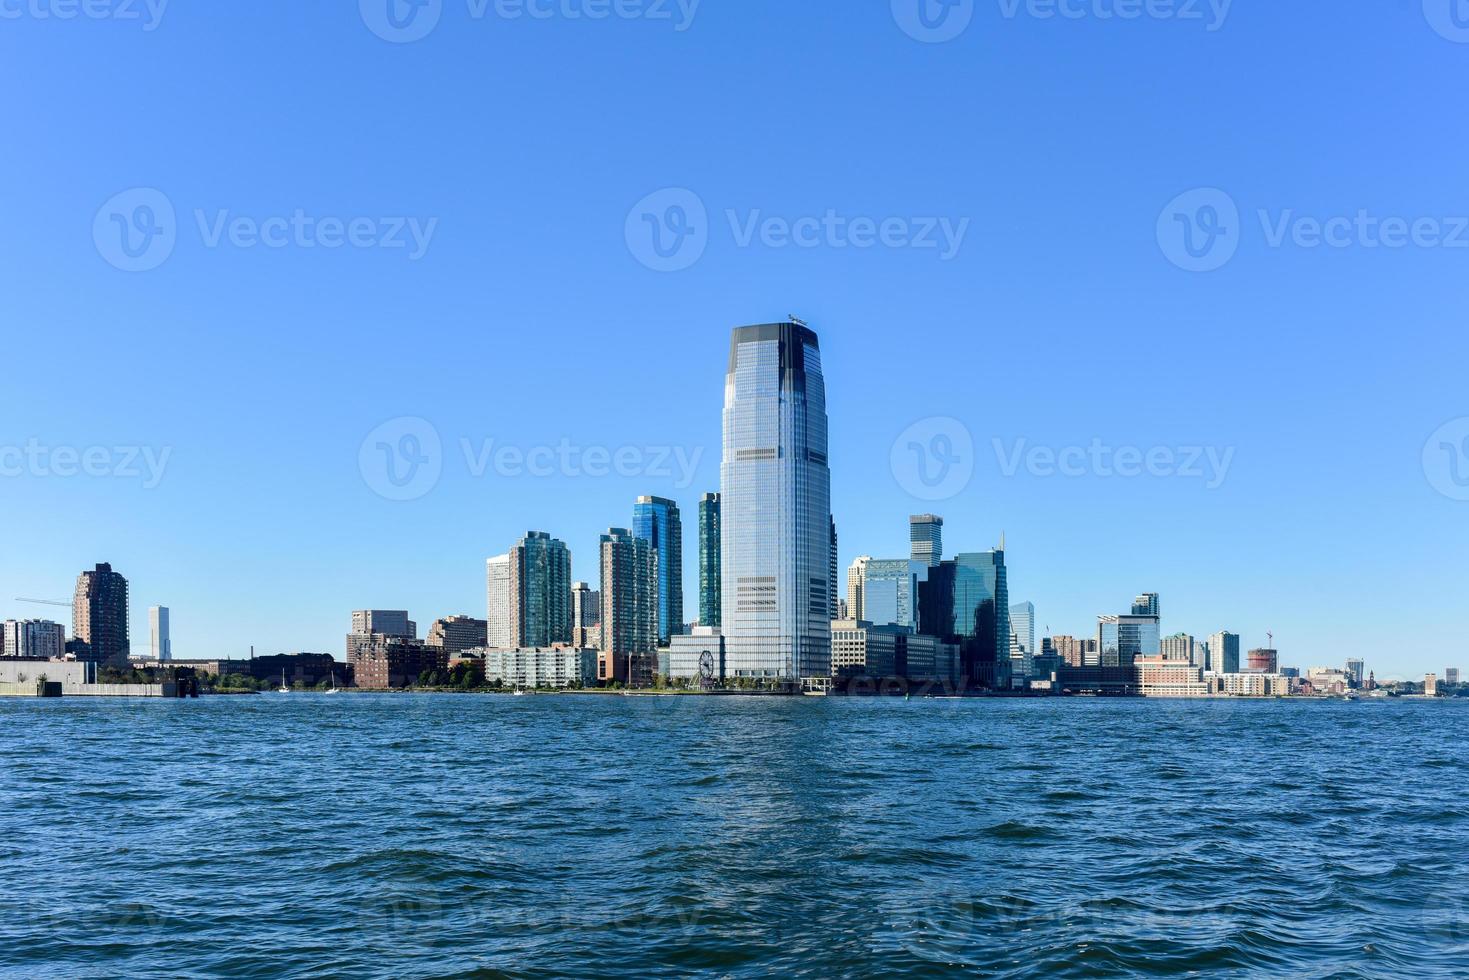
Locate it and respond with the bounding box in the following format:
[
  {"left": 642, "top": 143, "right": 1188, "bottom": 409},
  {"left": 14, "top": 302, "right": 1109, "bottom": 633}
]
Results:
[{"left": 2, "top": 695, "right": 1467, "bottom": 978}]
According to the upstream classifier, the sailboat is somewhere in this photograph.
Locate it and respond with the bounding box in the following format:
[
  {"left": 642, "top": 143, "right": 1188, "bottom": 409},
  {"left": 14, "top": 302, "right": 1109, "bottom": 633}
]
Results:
[
  {"left": 324, "top": 671, "right": 340, "bottom": 694},
  {"left": 277, "top": 669, "right": 290, "bottom": 694}
]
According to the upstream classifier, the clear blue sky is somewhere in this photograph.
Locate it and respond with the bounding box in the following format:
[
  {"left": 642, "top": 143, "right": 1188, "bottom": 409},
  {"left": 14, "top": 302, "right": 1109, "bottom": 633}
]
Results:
[{"left": 2, "top": 2, "right": 1466, "bottom": 679}]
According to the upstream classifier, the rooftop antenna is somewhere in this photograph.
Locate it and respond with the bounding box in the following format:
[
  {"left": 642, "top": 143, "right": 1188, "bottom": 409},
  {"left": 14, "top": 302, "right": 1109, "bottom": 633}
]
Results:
[
  {"left": 788, "top": 313, "right": 808, "bottom": 326},
  {"left": 1267, "top": 631, "right": 1274, "bottom": 649}
]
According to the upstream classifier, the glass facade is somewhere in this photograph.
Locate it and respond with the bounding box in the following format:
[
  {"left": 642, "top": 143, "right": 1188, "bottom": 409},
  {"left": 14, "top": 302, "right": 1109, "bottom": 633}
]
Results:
[
  {"left": 509, "top": 531, "right": 572, "bottom": 648},
  {"left": 1210, "top": 631, "right": 1241, "bottom": 674},
  {"left": 1097, "top": 614, "right": 1161, "bottom": 668},
  {"left": 633, "top": 496, "right": 684, "bottom": 643},
  {"left": 918, "top": 550, "right": 1009, "bottom": 690},
  {"left": 862, "top": 559, "right": 927, "bottom": 630},
  {"left": 720, "top": 322, "right": 832, "bottom": 682},
  {"left": 910, "top": 514, "right": 943, "bottom": 567},
  {"left": 599, "top": 528, "right": 658, "bottom": 656},
  {"left": 698, "top": 493, "right": 721, "bottom": 628}
]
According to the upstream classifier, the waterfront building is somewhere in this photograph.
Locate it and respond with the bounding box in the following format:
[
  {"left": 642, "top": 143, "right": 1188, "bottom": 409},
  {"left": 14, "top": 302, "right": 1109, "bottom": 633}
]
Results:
[
  {"left": 1135, "top": 655, "right": 1210, "bottom": 697},
  {"left": 1010, "top": 600, "right": 1035, "bottom": 682},
  {"left": 1247, "top": 648, "right": 1279, "bottom": 674},
  {"left": 846, "top": 556, "right": 872, "bottom": 623},
  {"left": 720, "top": 320, "right": 833, "bottom": 684},
  {"left": 1057, "top": 664, "right": 1137, "bottom": 696},
  {"left": 918, "top": 548, "right": 1010, "bottom": 690},
  {"left": 1051, "top": 635, "right": 1097, "bottom": 668},
  {"left": 485, "top": 554, "right": 512, "bottom": 649},
  {"left": 149, "top": 606, "right": 171, "bottom": 661},
  {"left": 1346, "top": 658, "right": 1366, "bottom": 687},
  {"left": 71, "top": 562, "right": 130, "bottom": 665},
  {"left": 1209, "top": 671, "right": 1290, "bottom": 697},
  {"left": 599, "top": 528, "right": 658, "bottom": 658},
  {"left": 910, "top": 514, "right": 943, "bottom": 567},
  {"left": 633, "top": 496, "right": 684, "bottom": 644},
  {"left": 1, "top": 619, "right": 66, "bottom": 660},
  {"left": 351, "top": 610, "right": 416, "bottom": 638},
  {"left": 698, "top": 493, "right": 721, "bottom": 628},
  {"left": 426, "top": 616, "right": 488, "bottom": 655},
  {"left": 830, "top": 620, "right": 903, "bottom": 681},
  {"left": 347, "top": 634, "right": 447, "bottom": 689},
  {"left": 597, "top": 649, "right": 657, "bottom": 688},
  {"left": 570, "top": 582, "right": 600, "bottom": 650},
  {"left": 479, "top": 645, "right": 596, "bottom": 689},
  {"left": 508, "top": 531, "right": 572, "bottom": 648},
  {"left": 1097, "top": 613, "right": 1161, "bottom": 668},
  {"left": 1426, "top": 673, "right": 1439, "bottom": 697},
  {"left": 1210, "top": 631, "right": 1241, "bottom": 674},
  {"left": 1160, "top": 632, "right": 1194, "bottom": 662},
  {"left": 863, "top": 559, "right": 927, "bottom": 631},
  {"left": 1447, "top": 667, "right": 1461, "bottom": 686},
  {"left": 667, "top": 627, "right": 727, "bottom": 684},
  {"left": 1304, "top": 666, "right": 1350, "bottom": 695}
]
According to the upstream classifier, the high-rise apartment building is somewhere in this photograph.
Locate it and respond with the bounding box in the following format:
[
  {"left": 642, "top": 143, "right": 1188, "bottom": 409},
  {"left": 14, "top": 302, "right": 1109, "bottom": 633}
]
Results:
[
  {"left": 427, "top": 615, "right": 488, "bottom": 654},
  {"left": 1446, "top": 667, "right": 1460, "bottom": 686},
  {"left": 830, "top": 518, "right": 840, "bottom": 621},
  {"left": 1051, "top": 635, "right": 1097, "bottom": 668},
  {"left": 1248, "top": 648, "right": 1279, "bottom": 673},
  {"left": 1160, "top": 632, "right": 1194, "bottom": 662},
  {"left": 149, "top": 605, "right": 171, "bottom": 661},
  {"left": 2, "top": 619, "right": 66, "bottom": 660},
  {"left": 508, "top": 532, "right": 572, "bottom": 648},
  {"left": 720, "top": 320, "right": 832, "bottom": 684},
  {"left": 486, "top": 554, "right": 512, "bottom": 648},
  {"left": 698, "top": 493, "right": 721, "bottom": 628},
  {"left": 633, "top": 496, "right": 684, "bottom": 644},
  {"left": 1210, "top": 631, "right": 1241, "bottom": 674},
  {"left": 1132, "top": 593, "right": 1161, "bottom": 618},
  {"left": 570, "top": 582, "right": 600, "bottom": 649},
  {"left": 910, "top": 514, "right": 943, "bottom": 567},
  {"left": 1346, "top": 658, "right": 1366, "bottom": 687},
  {"left": 351, "top": 610, "right": 416, "bottom": 638},
  {"left": 1425, "top": 673, "right": 1439, "bottom": 696},
  {"left": 918, "top": 549, "right": 1010, "bottom": 689},
  {"left": 846, "top": 555, "right": 872, "bottom": 624},
  {"left": 72, "top": 562, "right": 130, "bottom": 665},
  {"left": 599, "top": 528, "right": 658, "bottom": 657}
]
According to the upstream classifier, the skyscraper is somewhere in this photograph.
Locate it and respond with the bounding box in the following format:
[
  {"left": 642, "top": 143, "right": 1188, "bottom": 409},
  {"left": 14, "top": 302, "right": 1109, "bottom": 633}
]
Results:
[
  {"left": 1132, "top": 593, "right": 1161, "bottom": 618},
  {"left": 599, "top": 528, "right": 658, "bottom": 657},
  {"left": 72, "top": 562, "right": 129, "bottom": 666},
  {"left": 863, "top": 559, "right": 927, "bottom": 630},
  {"left": 846, "top": 556, "right": 872, "bottom": 624},
  {"left": 1097, "top": 614, "right": 1161, "bottom": 668},
  {"left": 486, "top": 554, "right": 512, "bottom": 648},
  {"left": 570, "top": 581, "right": 600, "bottom": 649},
  {"left": 698, "top": 493, "right": 721, "bottom": 628},
  {"left": 149, "top": 605, "right": 171, "bottom": 661},
  {"left": 1346, "top": 658, "right": 1366, "bottom": 687},
  {"left": 918, "top": 549, "right": 1010, "bottom": 689},
  {"left": 1210, "top": 631, "right": 1241, "bottom": 674},
  {"left": 830, "top": 517, "right": 840, "bottom": 621},
  {"left": 508, "top": 531, "right": 572, "bottom": 648},
  {"left": 1009, "top": 600, "right": 1035, "bottom": 684},
  {"left": 720, "top": 320, "right": 832, "bottom": 684},
  {"left": 1160, "top": 632, "right": 1194, "bottom": 662},
  {"left": 633, "top": 496, "right": 684, "bottom": 644},
  {"left": 1446, "top": 667, "right": 1460, "bottom": 686},
  {"left": 910, "top": 514, "right": 943, "bottom": 567}
]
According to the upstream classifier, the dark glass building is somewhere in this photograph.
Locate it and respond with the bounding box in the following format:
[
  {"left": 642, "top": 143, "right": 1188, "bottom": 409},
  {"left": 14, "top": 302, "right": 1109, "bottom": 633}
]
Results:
[
  {"left": 633, "top": 496, "right": 683, "bottom": 643},
  {"left": 698, "top": 492, "right": 721, "bottom": 628},
  {"left": 918, "top": 550, "right": 1009, "bottom": 690}
]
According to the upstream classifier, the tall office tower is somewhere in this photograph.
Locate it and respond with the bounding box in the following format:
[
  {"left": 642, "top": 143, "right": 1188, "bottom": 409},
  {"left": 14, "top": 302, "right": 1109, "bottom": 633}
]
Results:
[
  {"left": 1247, "top": 648, "right": 1279, "bottom": 673},
  {"left": 830, "top": 518, "right": 840, "bottom": 621},
  {"left": 633, "top": 496, "right": 684, "bottom": 644},
  {"left": 486, "top": 554, "right": 512, "bottom": 648},
  {"left": 72, "top": 562, "right": 130, "bottom": 665},
  {"left": 1346, "top": 658, "right": 1366, "bottom": 687},
  {"left": 1447, "top": 667, "right": 1461, "bottom": 686},
  {"left": 1097, "top": 613, "right": 1162, "bottom": 668},
  {"left": 600, "top": 528, "right": 658, "bottom": 656},
  {"left": 570, "top": 582, "right": 600, "bottom": 648},
  {"left": 1160, "top": 632, "right": 1194, "bottom": 662},
  {"left": 149, "top": 605, "right": 171, "bottom": 661},
  {"left": 910, "top": 514, "right": 944, "bottom": 567},
  {"left": 918, "top": 550, "right": 1010, "bottom": 690},
  {"left": 351, "top": 610, "right": 416, "bottom": 638},
  {"left": 2, "top": 619, "right": 66, "bottom": 659},
  {"left": 1009, "top": 600, "right": 1035, "bottom": 683},
  {"left": 427, "top": 615, "right": 489, "bottom": 654},
  {"left": 698, "top": 493, "right": 721, "bottom": 628},
  {"left": 720, "top": 320, "right": 832, "bottom": 683},
  {"left": 1132, "top": 593, "right": 1161, "bottom": 618},
  {"left": 846, "top": 556, "right": 872, "bottom": 624},
  {"left": 508, "top": 531, "right": 572, "bottom": 648},
  {"left": 1210, "top": 631, "right": 1241, "bottom": 674},
  {"left": 863, "top": 559, "right": 928, "bottom": 630}
]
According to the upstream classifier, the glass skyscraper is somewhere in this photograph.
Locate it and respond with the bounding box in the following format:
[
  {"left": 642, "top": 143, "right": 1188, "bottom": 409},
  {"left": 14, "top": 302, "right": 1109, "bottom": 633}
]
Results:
[
  {"left": 599, "top": 527, "right": 658, "bottom": 656},
  {"left": 720, "top": 320, "right": 832, "bottom": 683},
  {"left": 698, "top": 493, "right": 721, "bottom": 628},
  {"left": 918, "top": 550, "right": 1009, "bottom": 689},
  {"left": 910, "top": 514, "right": 943, "bottom": 567},
  {"left": 1098, "top": 614, "right": 1161, "bottom": 668},
  {"left": 1211, "top": 631, "right": 1241, "bottom": 673},
  {"left": 862, "top": 559, "right": 927, "bottom": 631},
  {"left": 633, "top": 495, "right": 684, "bottom": 643},
  {"left": 508, "top": 531, "right": 572, "bottom": 648}
]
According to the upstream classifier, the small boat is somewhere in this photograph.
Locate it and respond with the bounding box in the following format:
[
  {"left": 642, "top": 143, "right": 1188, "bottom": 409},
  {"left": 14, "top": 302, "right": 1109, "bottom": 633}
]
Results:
[
  {"left": 324, "top": 671, "right": 340, "bottom": 694},
  {"left": 277, "top": 669, "right": 290, "bottom": 694}
]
